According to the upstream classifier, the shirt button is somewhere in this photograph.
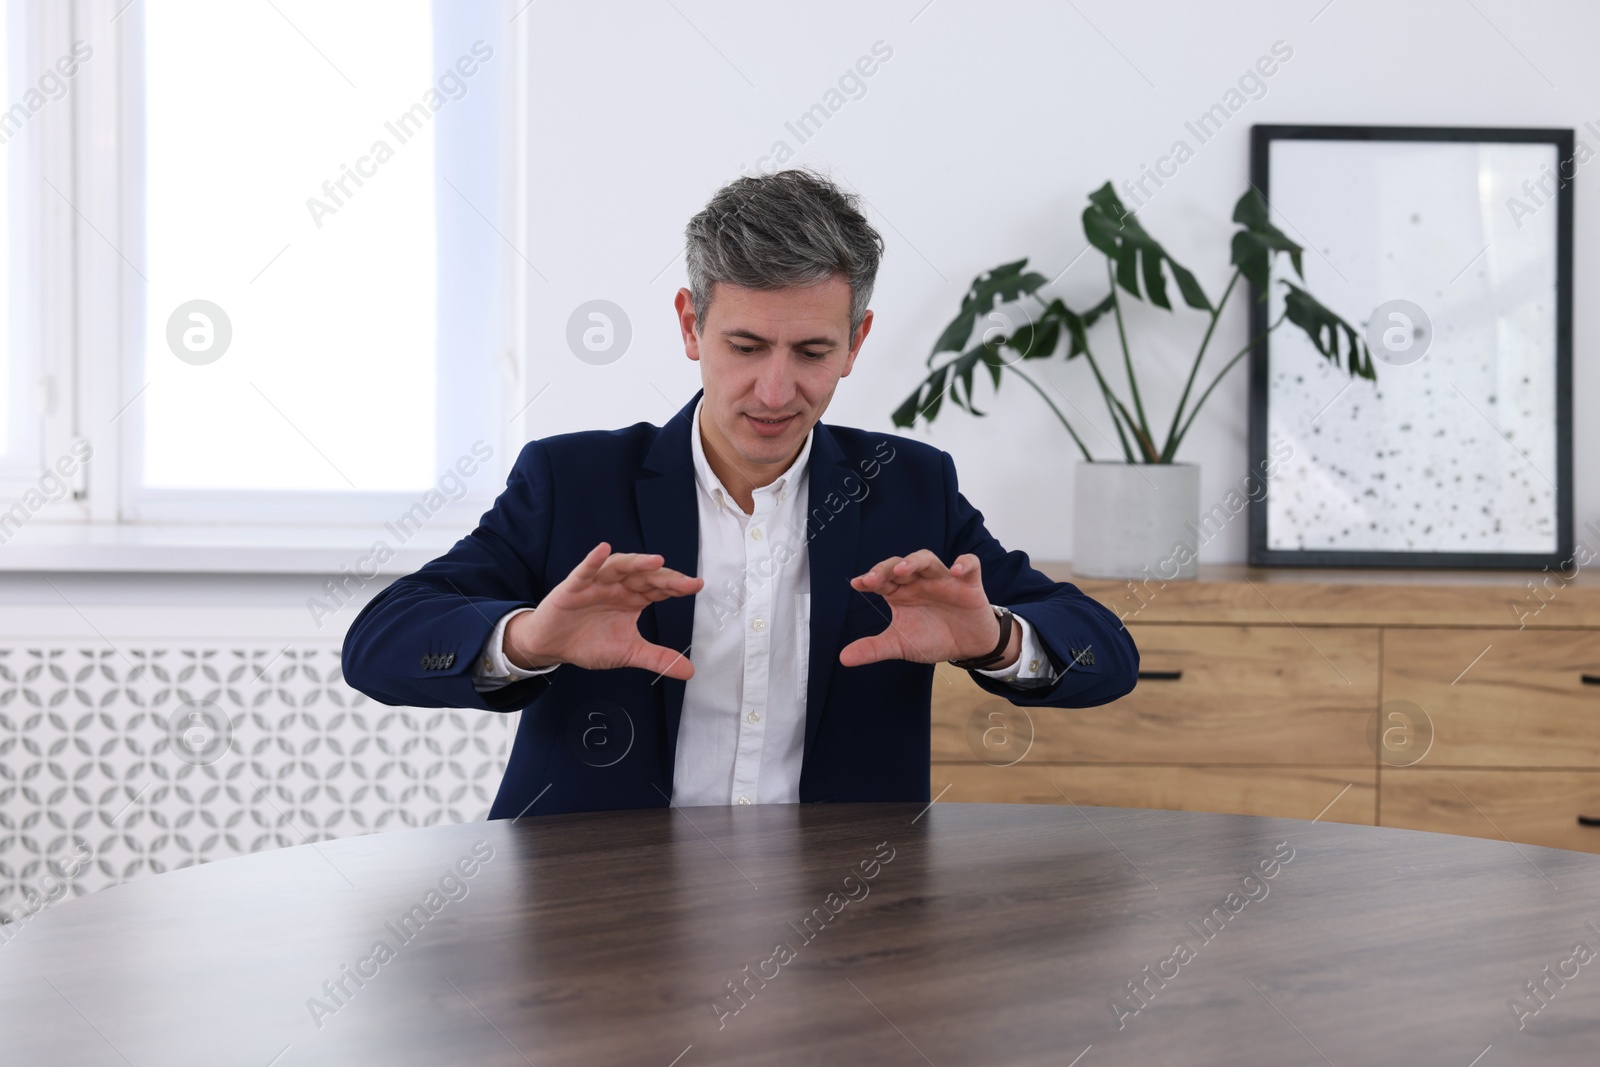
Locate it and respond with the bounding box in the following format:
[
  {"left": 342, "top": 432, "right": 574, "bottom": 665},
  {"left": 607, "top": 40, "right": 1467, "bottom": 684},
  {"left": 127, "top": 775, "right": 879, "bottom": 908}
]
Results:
[
  {"left": 1029, "top": 659, "right": 1040, "bottom": 671},
  {"left": 752, "top": 618, "right": 766, "bottom": 632},
  {"left": 751, "top": 528, "right": 763, "bottom": 540},
  {"left": 779, "top": 490, "right": 787, "bottom": 501},
  {"left": 748, "top": 710, "right": 760, "bottom": 723},
  {"left": 738, "top": 795, "right": 752, "bottom": 805}
]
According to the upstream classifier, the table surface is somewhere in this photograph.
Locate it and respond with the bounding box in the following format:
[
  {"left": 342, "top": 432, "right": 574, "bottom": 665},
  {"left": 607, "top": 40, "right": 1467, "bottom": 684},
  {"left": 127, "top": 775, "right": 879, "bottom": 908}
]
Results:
[{"left": 3, "top": 802, "right": 1599, "bottom": 1066}]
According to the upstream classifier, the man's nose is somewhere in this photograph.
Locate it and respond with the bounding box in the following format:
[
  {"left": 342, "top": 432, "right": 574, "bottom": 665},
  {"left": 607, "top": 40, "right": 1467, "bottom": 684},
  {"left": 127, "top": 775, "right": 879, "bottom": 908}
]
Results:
[{"left": 753, "top": 356, "right": 796, "bottom": 410}]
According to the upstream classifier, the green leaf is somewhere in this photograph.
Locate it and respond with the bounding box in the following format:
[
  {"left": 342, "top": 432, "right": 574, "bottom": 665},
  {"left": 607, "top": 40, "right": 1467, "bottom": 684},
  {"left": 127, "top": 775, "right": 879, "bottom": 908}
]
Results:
[
  {"left": 900, "top": 326, "right": 1056, "bottom": 426},
  {"left": 1280, "top": 281, "right": 1376, "bottom": 381},
  {"left": 892, "top": 362, "right": 953, "bottom": 428},
  {"left": 1231, "top": 187, "right": 1303, "bottom": 290},
  {"left": 982, "top": 337, "right": 1006, "bottom": 390},
  {"left": 928, "top": 259, "right": 1049, "bottom": 365},
  {"left": 1004, "top": 316, "right": 1060, "bottom": 364},
  {"left": 899, "top": 251, "right": 1128, "bottom": 432},
  {"left": 1082, "top": 182, "right": 1211, "bottom": 312},
  {"left": 951, "top": 343, "right": 985, "bottom": 416},
  {"left": 1037, "top": 293, "right": 1114, "bottom": 360}
]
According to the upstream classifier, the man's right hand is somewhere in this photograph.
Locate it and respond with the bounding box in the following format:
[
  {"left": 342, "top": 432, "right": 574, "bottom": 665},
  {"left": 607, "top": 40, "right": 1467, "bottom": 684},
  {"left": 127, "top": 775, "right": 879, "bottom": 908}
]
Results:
[{"left": 503, "top": 541, "right": 704, "bottom": 681}]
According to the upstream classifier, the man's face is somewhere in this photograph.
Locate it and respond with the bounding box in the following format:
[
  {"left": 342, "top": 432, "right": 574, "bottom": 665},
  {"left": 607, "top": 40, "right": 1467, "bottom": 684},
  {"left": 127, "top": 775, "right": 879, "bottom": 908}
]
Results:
[{"left": 676, "top": 275, "right": 872, "bottom": 479}]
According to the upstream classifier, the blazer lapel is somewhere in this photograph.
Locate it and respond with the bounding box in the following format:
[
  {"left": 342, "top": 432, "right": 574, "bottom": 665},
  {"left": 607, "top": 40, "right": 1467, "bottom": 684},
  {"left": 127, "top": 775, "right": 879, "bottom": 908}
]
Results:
[
  {"left": 803, "top": 420, "right": 860, "bottom": 759},
  {"left": 636, "top": 389, "right": 703, "bottom": 774}
]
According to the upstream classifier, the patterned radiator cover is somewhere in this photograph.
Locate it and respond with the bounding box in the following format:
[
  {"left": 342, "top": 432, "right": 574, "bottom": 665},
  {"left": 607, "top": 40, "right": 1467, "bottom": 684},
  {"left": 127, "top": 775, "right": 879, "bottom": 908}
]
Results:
[{"left": 0, "top": 642, "right": 518, "bottom": 931}]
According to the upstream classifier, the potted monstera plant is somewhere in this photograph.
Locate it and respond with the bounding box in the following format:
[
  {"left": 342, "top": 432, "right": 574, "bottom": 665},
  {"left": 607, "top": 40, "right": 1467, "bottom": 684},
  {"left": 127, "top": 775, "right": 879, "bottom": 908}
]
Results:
[{"left": 892, "top": 182, "right": 1376, "bottom": 579}]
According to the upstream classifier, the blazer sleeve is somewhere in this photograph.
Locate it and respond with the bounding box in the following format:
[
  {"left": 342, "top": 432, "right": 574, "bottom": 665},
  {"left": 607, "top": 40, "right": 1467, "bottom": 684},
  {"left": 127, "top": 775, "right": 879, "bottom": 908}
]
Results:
[
  {"left": 340, "top": 439, "right": 559, "bottom": 713},
  {"left": 938, "top": 449, "right": 1139, "bottom": 707}
]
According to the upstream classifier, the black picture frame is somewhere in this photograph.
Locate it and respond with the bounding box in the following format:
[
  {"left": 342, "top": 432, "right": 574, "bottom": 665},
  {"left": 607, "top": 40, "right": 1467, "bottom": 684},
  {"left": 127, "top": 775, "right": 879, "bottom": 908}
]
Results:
[{"left": 1247, "top": 123, "right": 1574, "bottom": 569}]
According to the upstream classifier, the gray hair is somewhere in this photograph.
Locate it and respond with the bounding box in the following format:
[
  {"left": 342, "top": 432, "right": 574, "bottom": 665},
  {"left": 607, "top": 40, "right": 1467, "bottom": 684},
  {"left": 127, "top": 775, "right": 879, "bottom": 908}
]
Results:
[{"left": 684, "top": 167, "right": 885, "bottom": 339}]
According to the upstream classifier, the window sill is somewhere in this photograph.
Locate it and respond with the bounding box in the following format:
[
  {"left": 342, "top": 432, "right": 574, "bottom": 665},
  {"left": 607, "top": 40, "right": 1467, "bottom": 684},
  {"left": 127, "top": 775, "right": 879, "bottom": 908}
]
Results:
[{"left": 0, "top": 522, "right": 467, "bottom": 574}]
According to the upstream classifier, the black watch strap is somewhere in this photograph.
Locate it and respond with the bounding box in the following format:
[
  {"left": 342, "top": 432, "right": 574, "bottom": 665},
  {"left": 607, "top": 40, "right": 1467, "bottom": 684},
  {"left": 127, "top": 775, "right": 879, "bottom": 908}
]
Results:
[{"left": 949, "top": 605, "right": 1013, "bottom": 670}]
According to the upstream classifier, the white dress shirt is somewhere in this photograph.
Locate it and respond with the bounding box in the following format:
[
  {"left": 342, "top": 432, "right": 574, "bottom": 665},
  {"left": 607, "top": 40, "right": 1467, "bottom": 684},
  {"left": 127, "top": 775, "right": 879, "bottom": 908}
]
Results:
[{"left": 471, "top": 398, "right": 1059, "bottom": 805}]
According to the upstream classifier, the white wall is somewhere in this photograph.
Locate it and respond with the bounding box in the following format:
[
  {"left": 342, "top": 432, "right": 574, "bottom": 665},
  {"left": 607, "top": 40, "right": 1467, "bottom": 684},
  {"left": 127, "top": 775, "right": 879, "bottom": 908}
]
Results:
[{"left": 521, "top": 0, "right": 1599, "bottom": 565}]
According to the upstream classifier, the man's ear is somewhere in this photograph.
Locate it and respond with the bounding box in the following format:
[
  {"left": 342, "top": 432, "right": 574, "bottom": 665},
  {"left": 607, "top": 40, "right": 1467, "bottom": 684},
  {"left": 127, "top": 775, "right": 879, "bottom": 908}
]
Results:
[
  {"left": 675, "top": 288, "right": 702, "bottom": 362},
  {"left": 841, "top": 308, "right": 873, "bottom": 378}
]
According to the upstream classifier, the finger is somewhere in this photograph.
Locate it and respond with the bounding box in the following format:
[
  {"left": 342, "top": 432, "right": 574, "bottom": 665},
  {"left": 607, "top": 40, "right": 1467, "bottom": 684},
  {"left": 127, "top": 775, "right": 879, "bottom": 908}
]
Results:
[
  {"left": 645, "top": 564, "right": 702, "bottom": 584},
  {"left": 619, "top": 569, "right": 704, "bottom": 595},
  {"left": 850, "top": 555, "right": 905, "bottom": 591},
  {"left": 628, "top": 575, "right": 706, "bottom": 601},
  {"left": 570, "top": 541, "right": 613, "bottom": 581},
  {"left": 594, "top": 551, "right": 666, "bottom": 584},
  {"left": 888, "top": 549, "right": 950, "bottom": 586},
  {"left": 948, "top": 552, "right": 983, "bottom": 582},
  {"left": 839, "top": 633, "right": 898, "bottom": 668},
  {"left": 637, "top": 639, "right": 694, "bottom": 681}
]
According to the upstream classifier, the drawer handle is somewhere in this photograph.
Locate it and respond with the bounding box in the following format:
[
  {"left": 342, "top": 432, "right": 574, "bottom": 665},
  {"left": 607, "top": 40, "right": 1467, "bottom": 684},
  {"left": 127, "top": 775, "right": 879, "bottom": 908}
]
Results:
[
  {"left": 1580, "top": 815, "right": 1600, "bottom": 827},
  {"left": 1582, "top": 674, "right": 1600, "bottom": 686},
  {"left": 1138, "top": 669, "right": 1183, "bottom": 681}
]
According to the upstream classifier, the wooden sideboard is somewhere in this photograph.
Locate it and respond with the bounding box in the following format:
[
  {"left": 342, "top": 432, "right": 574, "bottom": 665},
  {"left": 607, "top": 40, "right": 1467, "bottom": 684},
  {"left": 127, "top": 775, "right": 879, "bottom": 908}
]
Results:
[{"left": 933, "top": 562, "right": 1600, "bottom": 854}]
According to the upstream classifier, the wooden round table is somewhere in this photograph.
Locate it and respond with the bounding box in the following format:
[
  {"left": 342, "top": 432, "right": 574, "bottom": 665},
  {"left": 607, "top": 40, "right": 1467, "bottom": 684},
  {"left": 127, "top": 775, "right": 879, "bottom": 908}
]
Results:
[{"left": 3, "top": 802, "right": 1597, "bottom": 1065}]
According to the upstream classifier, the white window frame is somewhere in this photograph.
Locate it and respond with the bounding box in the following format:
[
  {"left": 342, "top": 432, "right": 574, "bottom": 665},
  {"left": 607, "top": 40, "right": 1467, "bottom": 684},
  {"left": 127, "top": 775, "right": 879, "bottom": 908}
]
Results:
[
  {"left": 0, "top": 0, "right": 84, "bottom": 516},
  {"left": 50, "top": 0, "right": 530, "bottom": 538}
]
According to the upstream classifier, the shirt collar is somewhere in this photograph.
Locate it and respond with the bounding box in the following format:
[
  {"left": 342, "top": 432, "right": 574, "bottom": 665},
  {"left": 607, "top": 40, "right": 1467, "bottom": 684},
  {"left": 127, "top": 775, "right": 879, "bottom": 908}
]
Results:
[{"left": 690, "top": 395, "right": 815, "bottom": 510}]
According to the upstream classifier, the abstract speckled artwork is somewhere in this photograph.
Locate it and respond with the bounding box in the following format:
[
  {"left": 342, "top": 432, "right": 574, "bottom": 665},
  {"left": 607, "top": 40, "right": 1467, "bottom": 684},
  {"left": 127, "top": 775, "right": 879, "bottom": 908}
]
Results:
[{"left": 1263, "top": 137, "right": 1562, "bottom": 556}]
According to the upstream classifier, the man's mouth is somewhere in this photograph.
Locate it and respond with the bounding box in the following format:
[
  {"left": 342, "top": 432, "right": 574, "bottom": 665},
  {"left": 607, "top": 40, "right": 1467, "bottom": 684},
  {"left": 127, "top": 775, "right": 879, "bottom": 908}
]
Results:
[{"left": 745, "top": 413, "right": 798, "bottom": 435}]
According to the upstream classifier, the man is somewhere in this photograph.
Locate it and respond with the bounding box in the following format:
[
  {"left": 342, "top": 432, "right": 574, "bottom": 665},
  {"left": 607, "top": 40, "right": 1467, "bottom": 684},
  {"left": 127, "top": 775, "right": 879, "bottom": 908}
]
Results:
[{"left": 341, "top": 168, "right": 1138, "bottom": 818}]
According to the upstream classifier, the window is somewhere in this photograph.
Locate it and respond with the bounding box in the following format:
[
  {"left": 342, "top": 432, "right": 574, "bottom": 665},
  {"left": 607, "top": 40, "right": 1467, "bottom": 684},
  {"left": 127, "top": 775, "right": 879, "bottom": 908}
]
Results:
[
  {"left": 15, "top": 0, "right": 527, "bottom": 535},
  {"left": 0, "top": 0, "right": 49, "bottom": 492},
  {"left": 0, "top": 4, "right": 12, "bottom": 461},
  {"left": 0, "top": 0, "right": 84, "bottom": 546}
]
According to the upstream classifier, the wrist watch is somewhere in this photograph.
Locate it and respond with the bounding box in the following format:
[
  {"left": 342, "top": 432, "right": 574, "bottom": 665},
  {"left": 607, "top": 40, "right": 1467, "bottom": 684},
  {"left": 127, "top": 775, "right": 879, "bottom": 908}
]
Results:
[{"left": 948, "top": 604, "right": 1014, "bottom": 670}]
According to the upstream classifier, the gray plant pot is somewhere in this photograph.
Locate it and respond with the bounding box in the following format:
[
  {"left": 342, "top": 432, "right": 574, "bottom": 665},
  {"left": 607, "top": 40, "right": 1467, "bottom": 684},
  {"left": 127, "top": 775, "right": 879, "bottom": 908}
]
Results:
[{"left": 1071, "top": 461, "right": 1201, "bottom": 580}]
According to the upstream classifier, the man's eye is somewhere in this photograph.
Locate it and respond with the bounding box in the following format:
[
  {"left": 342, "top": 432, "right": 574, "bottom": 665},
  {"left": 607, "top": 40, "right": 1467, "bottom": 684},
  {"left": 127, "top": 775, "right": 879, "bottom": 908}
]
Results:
[
  {"left": 803, "top": 351, "right": 827, "bottom": 360},
  {"left": 733, "top": 344, "right": 756, "bottom": 354}
]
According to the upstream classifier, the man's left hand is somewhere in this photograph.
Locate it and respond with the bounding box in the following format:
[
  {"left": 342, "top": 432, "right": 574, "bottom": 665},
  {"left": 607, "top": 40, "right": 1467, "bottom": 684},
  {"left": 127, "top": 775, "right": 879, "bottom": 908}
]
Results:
[{"left": 839, "top": 550, "right": 1018, "bottom": 669}]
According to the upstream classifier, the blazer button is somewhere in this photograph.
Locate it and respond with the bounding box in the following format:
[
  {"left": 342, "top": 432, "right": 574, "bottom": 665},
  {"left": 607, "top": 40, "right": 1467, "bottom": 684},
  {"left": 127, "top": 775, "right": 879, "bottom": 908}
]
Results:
[
  {"left": 420, "top": 654, "right": 431, "bottom": 669},
  {"left": 444, "top": 652, "right": 455, "bottom": 667}
]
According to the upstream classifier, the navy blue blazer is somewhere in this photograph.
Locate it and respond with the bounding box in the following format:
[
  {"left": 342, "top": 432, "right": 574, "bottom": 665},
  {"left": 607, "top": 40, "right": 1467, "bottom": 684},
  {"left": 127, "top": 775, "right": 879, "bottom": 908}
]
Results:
[{"left": 341, "top": 388, "right": 1138, "bottom": 818}]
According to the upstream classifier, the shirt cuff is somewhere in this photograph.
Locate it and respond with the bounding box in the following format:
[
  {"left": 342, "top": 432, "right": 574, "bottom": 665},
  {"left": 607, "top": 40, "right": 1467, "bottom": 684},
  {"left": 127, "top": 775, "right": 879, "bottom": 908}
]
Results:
[
  {"left": 471, "top": 607, "right": 559, "bottom": 692},
  {"left": 974, "top": 610, "right": 1059, "bottom": 688}
]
